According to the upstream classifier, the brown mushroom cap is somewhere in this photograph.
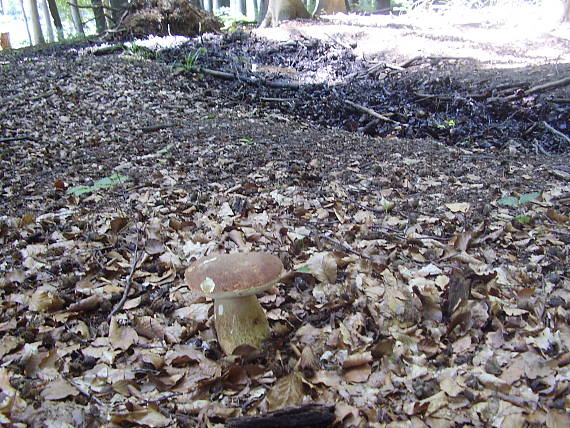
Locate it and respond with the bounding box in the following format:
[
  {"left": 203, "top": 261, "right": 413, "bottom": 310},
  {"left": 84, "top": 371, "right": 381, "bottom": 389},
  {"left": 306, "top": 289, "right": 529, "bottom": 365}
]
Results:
[{"left": 185, "top": 252, "right": 284, "bottom": 299}]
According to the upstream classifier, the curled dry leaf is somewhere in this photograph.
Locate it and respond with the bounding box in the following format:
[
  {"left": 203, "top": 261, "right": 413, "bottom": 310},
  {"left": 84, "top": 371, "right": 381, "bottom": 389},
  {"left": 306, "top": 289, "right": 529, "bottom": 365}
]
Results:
[
  {"left": 297, "top": 252, "right": 337, "bottom": 283},
  {"left": 109, "top": 316, "right": 139, "bottom": 351},
  {"left": 68, "top": 295, "right": 105, "bottom": 312},
  {"left": 266, "top": 371, "right": 305, "bottom": 411},
  {"left": 133, "top": 316, "right": 166, "bottom": 340},
  {"left": 110, "top": 217, "right": 129, "bottom": 233},
  {"left": 110, "top": 404, "right": 171, "bottom": 428},
  {"left": 29, "top": 286, "right": 64, "bottom": 312},
  {"left": 145, "top": 239, "right": 165, "bottom": 255},
  {"left": 40, "top": 378, "right": 79, "bottom": 401}
]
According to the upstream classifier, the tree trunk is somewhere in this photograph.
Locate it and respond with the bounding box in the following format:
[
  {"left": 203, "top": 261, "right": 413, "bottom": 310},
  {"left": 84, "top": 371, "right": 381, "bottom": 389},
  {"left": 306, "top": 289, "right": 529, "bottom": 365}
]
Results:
[
  {"left": 46, "top": 0, "right": 64, "bottom": 40},
  {"left": 260, "top": 0, "right": 310, "bottom": 27},
  {"left": 91, "top": 0, "right": 107, "bottom": 33},
  {"left": 40, "top": 0, "right": 54, "bottom": 42},
  {"left": 563, "top": 0, "right": 570, "bottom": 22},
  {"left": 374, "top": 0, "right": 390, "bottom": 13},
  {"left": 110, "top": 0, "right": 128, "bottom": 25},
  {"left": 27, "top": 0, "right": 45, "bottom": 45},
  {"left": 313, "top": 0, "right": 346, "bottom": 15},
  {"left": 69, "top": 0, "right": 85, "bottom": 36},
  {"left": 0, "top": 0, "right": 4, "bottom": 15},
  {"left": 19, "top": 0, "right": 33, "bottom": 45},
  {"left": 204, "top": 0, "right": 212, "bottom": 12}
]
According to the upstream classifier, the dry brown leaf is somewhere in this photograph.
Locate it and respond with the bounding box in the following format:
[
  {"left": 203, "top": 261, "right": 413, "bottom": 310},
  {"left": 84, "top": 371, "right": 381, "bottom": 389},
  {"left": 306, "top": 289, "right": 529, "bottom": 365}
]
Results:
[
  {"left": 110, "top": 404, "right": 171, "bottom": 427},
  {"left": 446, "top": 202, "right": 470, "bottom": 213},
  {"left": 266, "top": 371, "right": 304, "bottom": 411},
  {"left": 133, "top": 316, "right": 166, "bottom": 340},
  {"left": 29, "top": 286, "right": 64, "bottom": 312},
  {"left": 342, "top": 352, "right": 373, "bottom": 369},
  {"left": 303, "top": 252, "right": 338, "bottom": 283},
  {"left": 109, "top": 316, "right": 139, "bottom": 350},
  {"left": 68, "top": 294, "right": 105, "bottom": 312},
  {"left": 110, "top": 217, "right": 129, "bottom": 233},
  {"left": 344, "top": 363, "right": 371, "bottom": 383},
  {"left": 40, "top": 378, "right": 79, "bottom": 401},
  {"left": 145, "top": 239, "right": 165, "bottom": 255}
]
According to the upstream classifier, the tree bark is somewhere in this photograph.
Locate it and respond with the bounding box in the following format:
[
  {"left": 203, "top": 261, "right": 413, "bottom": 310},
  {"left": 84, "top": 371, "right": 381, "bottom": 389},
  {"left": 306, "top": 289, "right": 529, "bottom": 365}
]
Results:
[
  {"left": 374, "top": 0, "right": 390, "bottom": 13},
  {"left": 91, "top": 0, "right": 107, "bottom": 33},
  {"left": 46, "top": 0, "right": 64, "bottom": 40},
  {"left": 40, "top": 0, "right": 54, "bottom": 42},
  {"left": 27, "top": 0, "right": 45, "bottom": 45},
  {"left": 110, "top": 0, "right": 128, "bottom": 25},
  {"left": 260, "top": 0, "right": 310, "bottom": 27},
  {"left": 19, "top": 0, "right": 33, "bottom": 45},
  {"left": 313, "top": 0, "right": 346, "bottom": 15},
  {"left": 69, "top": 0, "right": 85, "bottom": 36},
  {"left": 563, "top": 0, "right": 570, "bottom": 22}
]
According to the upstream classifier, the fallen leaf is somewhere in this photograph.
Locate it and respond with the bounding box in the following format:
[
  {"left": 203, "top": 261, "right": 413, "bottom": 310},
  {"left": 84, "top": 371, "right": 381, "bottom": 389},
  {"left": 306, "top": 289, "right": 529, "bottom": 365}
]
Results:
[
  {"left": 41, "top": 378, "right": 79, "bottom": 401},
  {"left": 109, "top": 316, "right": 139, "bottom": 350},
  {"left": 446, "top": 202, "right": 470, "bottom": 213},
  {"left": 266, "top": 371, "right": 304, "bottom": 411}
]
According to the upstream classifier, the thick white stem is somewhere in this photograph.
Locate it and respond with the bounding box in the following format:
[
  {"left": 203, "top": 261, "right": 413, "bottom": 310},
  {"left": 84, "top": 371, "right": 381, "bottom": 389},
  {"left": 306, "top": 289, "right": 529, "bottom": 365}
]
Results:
[{"left": 214, "top": 295, "right": 270, "bottom": 354}]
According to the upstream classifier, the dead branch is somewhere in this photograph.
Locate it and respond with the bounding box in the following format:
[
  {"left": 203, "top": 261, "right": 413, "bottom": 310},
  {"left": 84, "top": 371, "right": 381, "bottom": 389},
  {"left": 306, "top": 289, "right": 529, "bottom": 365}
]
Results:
[
  {"left": 542, "top": 121, "right": 570, "bottom": 145},
  {"left": 107, "top": 240, "right": 145, "bottom": 321},
  {"left": 318, "top": 233, "right": 371, "bottom": 260},
  {"left": 344, "top": 100, "right": 402, "bottom": 125},
  {"left": 189, "top": 66, "right": 301, "bottom": 89},
  {"left": 526, "top": 76, "right": 570, "bottom": 95},
  {"left": 141, "top": 122, "right": 178, "bottom": 132},
  {"left": 400, "top": 55, "right": 472, "bottom": 68},
  {"left": 227, "top": 403, "right": 335, "bottom": 428},
  {"left": 0, "top": 135, "right": 34, "bottom": 143},
  {"left": 550, "top": 98, "right": 570, "bottom": 104}
]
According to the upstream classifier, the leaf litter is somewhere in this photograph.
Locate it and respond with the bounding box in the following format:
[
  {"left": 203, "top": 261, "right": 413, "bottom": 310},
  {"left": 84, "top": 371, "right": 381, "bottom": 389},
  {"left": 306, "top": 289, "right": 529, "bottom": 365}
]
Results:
[{"left": 1, "top": 32, "right": 570, "bottom": 428}]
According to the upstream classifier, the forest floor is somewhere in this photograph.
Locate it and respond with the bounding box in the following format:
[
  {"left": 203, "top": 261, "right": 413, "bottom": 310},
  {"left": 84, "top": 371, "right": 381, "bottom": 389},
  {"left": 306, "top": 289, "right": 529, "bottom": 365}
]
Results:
[{"left": 1, "top": 10, "right": 570, "bottom": 428}]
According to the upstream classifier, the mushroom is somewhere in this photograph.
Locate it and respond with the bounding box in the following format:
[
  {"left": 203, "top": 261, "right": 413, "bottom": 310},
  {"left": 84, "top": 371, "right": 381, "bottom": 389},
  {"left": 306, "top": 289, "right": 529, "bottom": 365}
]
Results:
[{"left": 184, "top": 252, "right": 284, "bottom": 355}]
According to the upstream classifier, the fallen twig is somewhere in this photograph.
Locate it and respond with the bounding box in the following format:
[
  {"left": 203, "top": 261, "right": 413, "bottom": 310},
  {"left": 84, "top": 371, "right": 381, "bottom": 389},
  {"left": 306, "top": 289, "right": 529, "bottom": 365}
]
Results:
[
  {"left": 400, "top": 55, "right": 471, "bottom": 68},
  {"left": 542, "top": 121, "right": 570, "bottom": 145},
  {"left": 318, "top": 233, "right": 371, "bottom": 260},
  {"left": 141, "top": 122, "right": 178, "bottom": 133},
  {"left": 526, "top": 76, "right": 570, "bottom": 95},
  {"left": 0, "top": 135, "right": 34, "bottom": 143},
  {"left": 189, "top": 66, "right": 301, "bottom": 89},
  {"left": 344, "top": 100, "right": 402, "bottom": 125},
  {"left": 489, "top": 76, "right": 570, "bottom": 102},
  {"left": 107, "top": 240, "right": 145, "bottom": 321}
]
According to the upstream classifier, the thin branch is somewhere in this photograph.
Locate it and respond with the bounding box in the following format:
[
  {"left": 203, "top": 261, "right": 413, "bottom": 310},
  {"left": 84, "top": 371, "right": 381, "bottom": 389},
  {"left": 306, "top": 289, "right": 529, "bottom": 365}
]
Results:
[
  {"left": 526, "top": 76, "right": 570, "bottom": 95},
  {"left": 0, "top": 135, "right": 34, "bottom": 143},
  {"left": 344, "top": 100, "right": 402, "bottom": 125},
  {"left": 317, "top": 233, "right": 371, "bottom": 260},
  {"left": 542, "top": 121, "right": 570, "bottom": 145},
  {"left": 107, "top": 240, "right": 145, "bottom": 321}
]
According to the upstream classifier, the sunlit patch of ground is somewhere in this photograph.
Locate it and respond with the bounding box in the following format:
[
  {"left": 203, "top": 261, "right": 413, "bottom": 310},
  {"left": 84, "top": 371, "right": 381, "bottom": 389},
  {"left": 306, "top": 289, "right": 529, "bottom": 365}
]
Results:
[{"left": 255, "top": 2, "right": 570, "bottom": 68}]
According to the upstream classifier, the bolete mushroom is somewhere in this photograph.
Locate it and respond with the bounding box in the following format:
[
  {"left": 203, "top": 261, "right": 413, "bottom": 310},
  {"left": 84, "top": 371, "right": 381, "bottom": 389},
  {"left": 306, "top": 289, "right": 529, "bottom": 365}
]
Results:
[{"left": 184, "top": 252, "right": 284, "bottom": 355}]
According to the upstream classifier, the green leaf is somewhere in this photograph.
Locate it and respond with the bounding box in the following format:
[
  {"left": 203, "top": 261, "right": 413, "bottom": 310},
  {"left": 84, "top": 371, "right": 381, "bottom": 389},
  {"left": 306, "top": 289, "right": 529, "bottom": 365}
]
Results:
[
  {"left": 93, "top": 174, "right": 127, "bottom": 189},
  {"left": 514, "top": 214, "right": 531, "bottom": 224},
  {"left": 498, "top": 196, "right": 520, "bottom": 207},
  {"left": 295, "top": 265, "right": 311, "bottom": 273},
  {"left": 66, "top": 185, "right": 93, "bottom": 196},
  {"left": 518, "top": 192, "right": 540, "bottom": 205},
  {"left": 67, "top": 174, "right": 128, "bottom": 196},
  {"left": 157, "top": 143, "right": 174, "bottom": 155}
]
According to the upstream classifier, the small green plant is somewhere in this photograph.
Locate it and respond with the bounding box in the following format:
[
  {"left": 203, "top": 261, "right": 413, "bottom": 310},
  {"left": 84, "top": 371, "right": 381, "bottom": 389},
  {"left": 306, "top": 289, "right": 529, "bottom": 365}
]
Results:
[
  {"left": 498, "top": 192, "right": 540, "bottom": 207},
  {"left": 125, "top": 43, "right": 158, "bottom": 60},
  {"left": 239, "top": 137, "right": 256, "bottom": 145},
  {"left": 67, "top": 173, "right": 128, "bottom": 196},
  {"left": 437, "top": 119, "right": 456, "bottom": 129},
  {"left": 183, "top": 47, "right": 207, "bottom": 70},
  {"left": 514, "top": 214, "right": 531, "bottom": 224}
]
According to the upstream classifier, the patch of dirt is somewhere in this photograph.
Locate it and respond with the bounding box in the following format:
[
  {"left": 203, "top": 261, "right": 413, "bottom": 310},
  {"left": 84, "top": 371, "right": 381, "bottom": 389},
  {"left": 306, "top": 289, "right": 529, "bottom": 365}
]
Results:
[{"left": 1, "top": 14, "right": 570, "bottom": 428}]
